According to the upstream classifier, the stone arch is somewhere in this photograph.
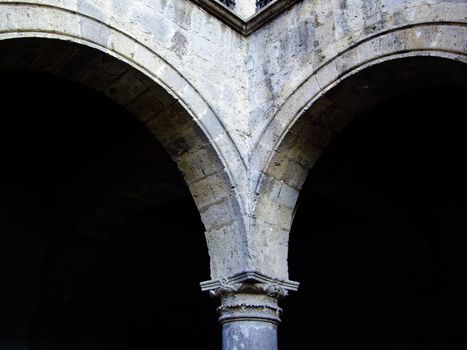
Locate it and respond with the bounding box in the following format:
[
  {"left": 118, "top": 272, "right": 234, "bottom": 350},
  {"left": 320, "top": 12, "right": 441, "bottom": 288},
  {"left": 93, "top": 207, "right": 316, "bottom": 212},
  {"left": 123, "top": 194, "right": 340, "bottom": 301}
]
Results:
[
  {"left": 252, "top": 24, "right": 467, "bottom": 280},
  {"left": 0, "top": 66, "right": 222, "bottom": 348},
  {"left": 279, "top": 82, "right": 467, "bottom": 350},
  {"left": 0, "top": 1, "right": 247, "bottom": 279}
]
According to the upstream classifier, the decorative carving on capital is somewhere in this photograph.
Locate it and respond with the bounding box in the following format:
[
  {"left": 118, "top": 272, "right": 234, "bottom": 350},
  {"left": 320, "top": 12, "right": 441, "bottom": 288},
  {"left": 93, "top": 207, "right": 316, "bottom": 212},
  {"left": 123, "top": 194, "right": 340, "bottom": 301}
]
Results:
[
  {"left": 200, "top": 271, "right": 299, "bottom": 324},
  {"left": 200, "top": 271, "right": 299, "bottom": 298}
]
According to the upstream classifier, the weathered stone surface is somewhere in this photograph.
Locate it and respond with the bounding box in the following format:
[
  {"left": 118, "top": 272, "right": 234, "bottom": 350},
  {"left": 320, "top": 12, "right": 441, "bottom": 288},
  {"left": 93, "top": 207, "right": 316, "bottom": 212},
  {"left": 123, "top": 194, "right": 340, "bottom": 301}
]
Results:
[
  {"left": 2, "top": 1, "right": 466, "bottom": 349},
  {"left": 223, "top": 321, "right": 278, "bottom": 350},
  {"left": 1, "top": 0, "right": 466, "bottom": 299}
]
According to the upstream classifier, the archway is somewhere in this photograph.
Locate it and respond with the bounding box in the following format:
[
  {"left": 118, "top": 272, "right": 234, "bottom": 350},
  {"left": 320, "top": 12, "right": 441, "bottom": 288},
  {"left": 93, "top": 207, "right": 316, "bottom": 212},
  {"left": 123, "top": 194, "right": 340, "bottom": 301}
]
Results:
[
  {"left": 0, "top": 36, "right": 248, "bottom": 280},
  {"left": 0, "top": 41, "right": 223, "bottom": 348},
  {"left": 280, "top": 62, "right": 467, "bottom": 348},
  {"left": 255, "top": 56, "right": 467, "bottom": 275}
]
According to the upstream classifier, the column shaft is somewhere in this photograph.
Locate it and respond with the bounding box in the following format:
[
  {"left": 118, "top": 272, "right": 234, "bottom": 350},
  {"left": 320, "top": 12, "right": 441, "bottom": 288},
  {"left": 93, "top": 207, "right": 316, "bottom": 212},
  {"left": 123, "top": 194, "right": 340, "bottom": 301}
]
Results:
[
  {"left": 223, "top": 320, "right": 277, "bottom": 350},
  {"left": 200, "top": 271, "right": 299, "bottom": 350}
]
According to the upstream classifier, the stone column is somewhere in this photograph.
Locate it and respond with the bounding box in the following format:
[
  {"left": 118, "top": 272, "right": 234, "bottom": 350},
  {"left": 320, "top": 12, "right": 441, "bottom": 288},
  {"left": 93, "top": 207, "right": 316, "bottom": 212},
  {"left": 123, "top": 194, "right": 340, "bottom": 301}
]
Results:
[{"left": 201, "top": 272, "right": 299, "bottom": 350}]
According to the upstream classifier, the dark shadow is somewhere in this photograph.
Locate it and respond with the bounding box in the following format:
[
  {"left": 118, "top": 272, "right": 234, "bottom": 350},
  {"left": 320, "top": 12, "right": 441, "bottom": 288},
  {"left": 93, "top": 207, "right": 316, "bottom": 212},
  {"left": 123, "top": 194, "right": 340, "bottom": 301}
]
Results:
[
  {"left": 0, "top": 70, "right": 220, "bottom": 349},
  {"left": 65, "top": 200, "right": 220, "bottom": 350},
  {"left": 282, "top": 84, "right": 467, "bottom": 349}
]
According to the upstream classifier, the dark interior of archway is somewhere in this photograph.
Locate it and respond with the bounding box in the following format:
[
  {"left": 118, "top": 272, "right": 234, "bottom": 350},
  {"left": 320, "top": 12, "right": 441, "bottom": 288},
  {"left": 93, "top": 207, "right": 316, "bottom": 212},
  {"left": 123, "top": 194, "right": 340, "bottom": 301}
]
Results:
[
  {"left": 0, "top": 70, "right": 220, "bottom": 349},
  {"left": 282, "top": 84, "right": 467, "bottom": 349}
]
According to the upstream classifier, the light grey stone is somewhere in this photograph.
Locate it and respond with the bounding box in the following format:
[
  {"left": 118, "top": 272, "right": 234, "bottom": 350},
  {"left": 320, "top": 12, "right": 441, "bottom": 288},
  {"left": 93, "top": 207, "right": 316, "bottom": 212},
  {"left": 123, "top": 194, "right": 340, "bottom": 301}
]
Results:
[{"left": 1, "top": 0, "right": 466, "bottom": 347}]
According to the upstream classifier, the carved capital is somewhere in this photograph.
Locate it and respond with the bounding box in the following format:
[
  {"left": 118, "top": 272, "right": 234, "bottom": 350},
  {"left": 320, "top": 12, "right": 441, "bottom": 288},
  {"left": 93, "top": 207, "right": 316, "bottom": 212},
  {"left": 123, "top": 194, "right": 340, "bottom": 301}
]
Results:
[
  {"left": 201, "top": 271, "right": 299, "bottom": 297},
  {"left": 200, "top": 271, "right": 299, "bottom": 324}
]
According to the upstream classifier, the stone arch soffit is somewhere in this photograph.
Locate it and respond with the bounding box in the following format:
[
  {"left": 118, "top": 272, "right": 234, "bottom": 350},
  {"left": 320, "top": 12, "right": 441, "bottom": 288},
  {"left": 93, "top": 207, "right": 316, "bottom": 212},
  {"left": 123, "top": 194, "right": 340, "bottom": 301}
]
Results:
[
  {"left": 249, "top": 51, "right": 466, "bottom": 280},
  {"left": 254, "top": 54, "right": 467, "bottom": 237},
  {"left": 253, "top": 22, "right": 467, "bottom": 193},
  {"left": 0, "top": 2, "right": 248, "bottom": 220}
]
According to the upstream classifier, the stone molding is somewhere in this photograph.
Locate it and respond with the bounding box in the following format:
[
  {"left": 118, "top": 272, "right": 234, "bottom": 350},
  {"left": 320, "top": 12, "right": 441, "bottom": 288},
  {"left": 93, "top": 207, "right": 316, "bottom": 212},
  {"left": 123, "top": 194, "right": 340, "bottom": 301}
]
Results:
[
  {"left": 201, "top": 271, "right": 299, "bottom": 324},
  {"left": 218, "top": 293, "right": 283, "bottom": 324},
  {"left": 188, "top": 0, "right": 303, "bottom": 35},
  {"left": 201, "top": 270, "right": 299, "bottom": 297}
]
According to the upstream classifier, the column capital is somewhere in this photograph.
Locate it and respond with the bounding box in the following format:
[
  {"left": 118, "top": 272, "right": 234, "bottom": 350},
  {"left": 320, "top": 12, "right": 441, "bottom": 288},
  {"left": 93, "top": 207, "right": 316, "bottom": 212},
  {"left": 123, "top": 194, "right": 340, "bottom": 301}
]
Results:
[
  {"left": 201, "top": 271, "right": 299, "bottom": 324},
  {"left": 201, "top": 271, "right": 299, "bottom": 298}
]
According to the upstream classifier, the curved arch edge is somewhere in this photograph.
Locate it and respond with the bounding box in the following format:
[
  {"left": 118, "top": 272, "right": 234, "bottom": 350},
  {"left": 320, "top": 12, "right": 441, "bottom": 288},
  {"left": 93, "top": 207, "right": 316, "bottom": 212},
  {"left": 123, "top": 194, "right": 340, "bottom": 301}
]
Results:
[
  {"left": 0, "top": 3, "right": 250, "bottom": 278},
  {"left": 251, "top": 25, "right": 467, "bottom": 279},
  {"left": 0, "top": 1, "right": 249, "bottom": 213},
  {"left": 254, "top": 23, "right": 467, "bottom": 194}
]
